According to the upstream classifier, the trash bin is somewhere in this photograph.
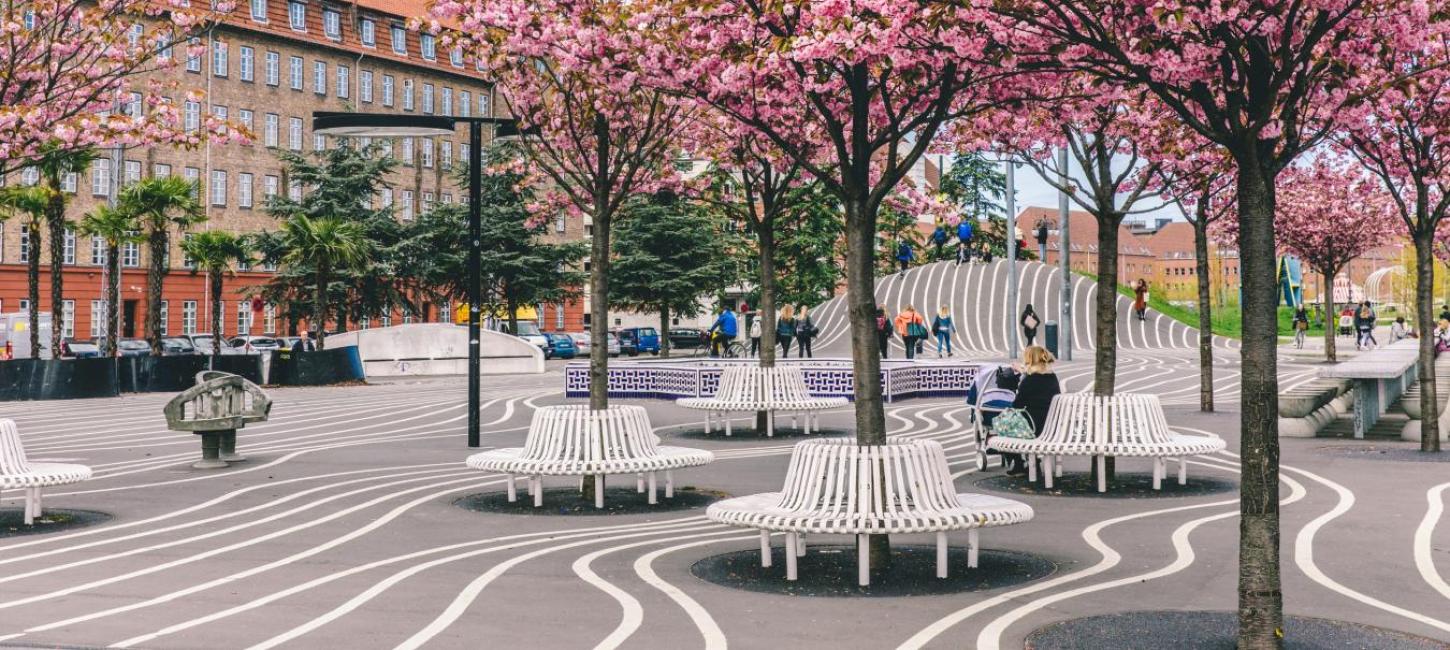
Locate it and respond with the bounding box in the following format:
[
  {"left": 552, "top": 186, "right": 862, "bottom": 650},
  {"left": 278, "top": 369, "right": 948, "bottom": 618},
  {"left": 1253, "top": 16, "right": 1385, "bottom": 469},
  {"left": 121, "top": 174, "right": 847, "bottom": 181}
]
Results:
[{"left": 1044, "top": 320, "right": 1059, "bottom": 358}]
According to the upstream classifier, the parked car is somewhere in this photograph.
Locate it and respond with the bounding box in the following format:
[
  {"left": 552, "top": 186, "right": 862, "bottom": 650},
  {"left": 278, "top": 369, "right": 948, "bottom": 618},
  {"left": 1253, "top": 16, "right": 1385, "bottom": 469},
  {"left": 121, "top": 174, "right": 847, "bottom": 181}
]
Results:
[
  {"left": 606, "top": 333, "right": 621, "bottom": 357},
  {"left": 545, "top": 332, "right": 578, "bottom": 359},
  {"left": 502, "top": 321, "right": 550, "bottom": 356},
  {"left": 184, "top": 333, "right": 244, "bottom": 355},
  {"left": 93, "top": 337, "right": 152, "bottom": 357},
  {"left": 277, "top": 336, "right": 302, "bottom": 350},
  {"left": 616, "top": 327, "right": 660, "bottom": 356},
  {"left": 569, "top": 332, "right": 592, "bottom": 356},
  {"left": 668, "top": 327, "right": 708, "bottom": 351},
  {"left": 59, "top": 339, "right": 101, "bottom": 359},
  {"left": 160, "top": 337, "right": 197, "bottom": 355},
  {"left": 229, "top": 336, "right": 283, "bottom": 353}
]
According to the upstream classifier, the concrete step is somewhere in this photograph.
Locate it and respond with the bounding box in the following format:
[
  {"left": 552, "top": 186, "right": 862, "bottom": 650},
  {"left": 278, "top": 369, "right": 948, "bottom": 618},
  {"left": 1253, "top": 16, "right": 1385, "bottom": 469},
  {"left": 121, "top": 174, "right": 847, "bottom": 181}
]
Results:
[{"left": 1318, "top": 412, "right": 1409, "bottom": 440}]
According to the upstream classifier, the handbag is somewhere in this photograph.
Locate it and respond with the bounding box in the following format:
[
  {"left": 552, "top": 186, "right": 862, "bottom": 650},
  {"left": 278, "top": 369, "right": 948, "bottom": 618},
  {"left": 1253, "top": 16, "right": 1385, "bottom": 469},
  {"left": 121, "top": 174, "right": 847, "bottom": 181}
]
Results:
[
  {"left": 907, "top": 320, "right": 929, "bottom": 338},
  {"left": 991, "top": 408, "right": 1036, "bottom": 439}
]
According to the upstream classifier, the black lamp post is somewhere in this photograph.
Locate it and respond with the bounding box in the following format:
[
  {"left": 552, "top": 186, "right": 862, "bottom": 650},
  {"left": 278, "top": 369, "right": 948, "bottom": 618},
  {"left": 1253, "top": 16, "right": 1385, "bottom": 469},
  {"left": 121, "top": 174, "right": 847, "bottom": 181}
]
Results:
[{"left": 313, "top": 111, "right": 526, "bottom": 448}]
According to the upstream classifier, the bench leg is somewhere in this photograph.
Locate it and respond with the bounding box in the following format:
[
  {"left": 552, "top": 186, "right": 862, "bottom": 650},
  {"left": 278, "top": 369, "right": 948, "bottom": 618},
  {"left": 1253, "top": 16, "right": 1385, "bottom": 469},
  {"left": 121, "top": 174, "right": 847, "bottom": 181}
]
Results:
[
  {"left": 1044, "top": 456, "right": 1055, "bottom": 489},
  {"left": 1152, "top": 458, "right": 1163, "bottom": 491},
  {"left": 648, "top": 472, "right": 658, "bottom": 505},
  {"left": 23, "top": 487, "right": 37, "bottom": 525},
  {"left": 767, "top": 414, "right": 774, "bottom": 438},
  {"left": 760, "top": 530, "right": 772, "bottom": 568},
  {"left": 636, "top": 474, "right": 645, "bottom": 493},
  {"left": 1096, "top": 455, "right": 1107, "bottom": 493},
  {"left": 1179, "top": 457, "right": 1188, "bottom": 485},
  {"left": 791, "top": 413, "right": 798, "bottom": 430},
  {"left": 936, "top": 532, "right": 948, "bottom": 579},
  {"left": 595, "top": 475, "right": 606, "bottom": 509},
  {"left": 858, "top": 534, "right": 870, "bottom": 586},
  {"left": 796, "top": 534, "right": 806, "bottom": 556},
  {"left": 219, "top": 429, "right": 245, "bottom": 462},
  {"left": 786, "top": 533, "right": 799, "bottom": 581},
  {"left": 533, "top": 477, "right": 543, "bottom": 508},
  {"left": 725, "top": 417, "right": 732, "bottom": 437},
  {"left": 1056, "top": 456, "right": 1063, "bottom": 478},
  {"left": 1027, "top": 453, "right": 1037, "bottom": 482},
  {"left": 506, "top": 475, "right": 517, "bottom": 502},
  {"left": 704, "top": 412, "right": 712, "bottom": 434},
  {"left": 665, "top": 470, "right": 674, "bottom": 499},
  {"left": 968, "top": 529, "right": 979, "bottom": 568}
]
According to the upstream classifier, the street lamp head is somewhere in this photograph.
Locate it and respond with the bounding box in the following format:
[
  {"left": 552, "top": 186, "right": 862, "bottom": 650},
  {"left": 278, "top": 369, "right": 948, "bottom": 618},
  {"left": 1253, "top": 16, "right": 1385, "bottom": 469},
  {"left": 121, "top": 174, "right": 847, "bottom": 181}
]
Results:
[{"left": 312, "top": 112, "right": 457, "bottom": 137}]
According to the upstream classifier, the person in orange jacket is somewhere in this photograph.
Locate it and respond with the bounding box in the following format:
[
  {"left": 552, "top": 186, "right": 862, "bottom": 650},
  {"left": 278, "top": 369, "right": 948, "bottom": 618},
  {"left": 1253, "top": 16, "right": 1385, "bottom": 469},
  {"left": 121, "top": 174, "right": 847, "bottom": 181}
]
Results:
[{"left": 894, "top": 304, "right": 927, "bottom": 360}]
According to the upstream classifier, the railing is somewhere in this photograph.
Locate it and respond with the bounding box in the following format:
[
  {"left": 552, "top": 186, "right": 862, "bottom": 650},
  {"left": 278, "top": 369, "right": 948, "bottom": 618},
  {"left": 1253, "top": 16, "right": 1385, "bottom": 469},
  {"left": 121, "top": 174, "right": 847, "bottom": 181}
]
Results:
[{"left": 564, "top": 357, "right": 980, "bottom": 402}]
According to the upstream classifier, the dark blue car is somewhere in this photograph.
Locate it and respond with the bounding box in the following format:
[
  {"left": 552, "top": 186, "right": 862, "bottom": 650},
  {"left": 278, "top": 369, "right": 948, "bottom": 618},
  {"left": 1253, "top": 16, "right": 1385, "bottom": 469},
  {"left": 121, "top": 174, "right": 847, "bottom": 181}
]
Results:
[
  {"left": 545, "top": 332, "right": 578, "bottom": 359},
  {"left": 616, "top": 327, "right": 660, "bottom": 356}
]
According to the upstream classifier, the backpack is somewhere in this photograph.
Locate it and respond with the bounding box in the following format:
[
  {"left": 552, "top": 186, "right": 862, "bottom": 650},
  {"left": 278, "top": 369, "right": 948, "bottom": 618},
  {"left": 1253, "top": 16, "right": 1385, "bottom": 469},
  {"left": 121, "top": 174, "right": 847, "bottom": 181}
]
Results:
[
  {"left": 897, "top": 242, "right": 912, "bottom": 259},
  {"left": 957, "top": 221, "right": 973, "bottom": 241},
  {"left": 932, "top": 227, "right": 948, "bottom": 244},
  {"left": 991, "top": 408, "right": 1036, "bottom": 439}
]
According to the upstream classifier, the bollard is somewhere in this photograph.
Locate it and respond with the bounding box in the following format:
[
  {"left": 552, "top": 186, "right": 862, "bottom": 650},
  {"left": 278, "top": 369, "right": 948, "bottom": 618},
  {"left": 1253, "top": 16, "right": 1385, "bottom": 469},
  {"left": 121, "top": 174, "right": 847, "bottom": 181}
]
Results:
[{"left": 1044, "top": 320, "right": 1059, "bottom": 358}]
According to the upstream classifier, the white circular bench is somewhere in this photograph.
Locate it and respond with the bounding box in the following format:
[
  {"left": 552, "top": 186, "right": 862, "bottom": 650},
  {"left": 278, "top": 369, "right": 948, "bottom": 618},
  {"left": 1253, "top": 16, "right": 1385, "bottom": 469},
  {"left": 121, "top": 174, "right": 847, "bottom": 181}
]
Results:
[
  {"left": 708, "top": 438, "right": 1033, "bottom": 585},
  {"left": 986, "top": 393, "right": 1227, "bottom": 492},
  {"left": 465, "top": 405, "right": 714, "bottom": 509},
  {"left": 0, "top": 418, "right": 92, "bottom": 525},
  {"left": 676, "top": 365, "right": 849, "bottom": 436}
]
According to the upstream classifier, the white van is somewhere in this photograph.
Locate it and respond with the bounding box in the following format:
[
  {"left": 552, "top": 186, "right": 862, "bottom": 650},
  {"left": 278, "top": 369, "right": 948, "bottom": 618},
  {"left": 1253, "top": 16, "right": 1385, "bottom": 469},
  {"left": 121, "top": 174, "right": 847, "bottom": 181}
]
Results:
[{"left": 0, "top": 313, "right": 54, "bottom": 359}]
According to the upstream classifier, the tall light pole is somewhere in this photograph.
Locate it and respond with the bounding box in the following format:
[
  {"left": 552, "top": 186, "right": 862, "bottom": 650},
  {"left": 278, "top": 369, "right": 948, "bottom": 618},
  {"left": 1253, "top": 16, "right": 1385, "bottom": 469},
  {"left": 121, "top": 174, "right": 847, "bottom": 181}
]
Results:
[
  {"left": 1005, "top": 157, "right": 1019, "bottom": 360},
  {"left": 1058, "top": 146, "right": 1073, "bottom": 361},
  {"left": 313, "top": 112, "right": 523, "bottom": 448}
]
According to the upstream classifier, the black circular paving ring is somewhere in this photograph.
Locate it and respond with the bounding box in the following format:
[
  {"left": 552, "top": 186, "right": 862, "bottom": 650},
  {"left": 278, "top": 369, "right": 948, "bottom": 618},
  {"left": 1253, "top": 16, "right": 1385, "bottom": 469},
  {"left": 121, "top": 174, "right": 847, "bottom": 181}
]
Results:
[
  {"left": 454, "top": 485, "right": 728, "bottom": 516},
  {"left": 691, "top": 544, "right": 1058, "bottom": 597},
  {"left": 0, "top": 508, "right": 113, "bottom": 538},
  {"left": 1024, "top": 610, "right": 1448, "bottom": 649},
  {"left": 973, "top": 471, "right": 1239, "bottom": 499}
]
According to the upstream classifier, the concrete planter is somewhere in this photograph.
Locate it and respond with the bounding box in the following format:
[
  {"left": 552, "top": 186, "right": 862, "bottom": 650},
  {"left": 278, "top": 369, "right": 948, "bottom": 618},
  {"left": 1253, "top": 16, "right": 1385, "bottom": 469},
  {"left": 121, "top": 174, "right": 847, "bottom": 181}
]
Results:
[{"left": 268, "top": 346, "right": 365, "bottom": 386}]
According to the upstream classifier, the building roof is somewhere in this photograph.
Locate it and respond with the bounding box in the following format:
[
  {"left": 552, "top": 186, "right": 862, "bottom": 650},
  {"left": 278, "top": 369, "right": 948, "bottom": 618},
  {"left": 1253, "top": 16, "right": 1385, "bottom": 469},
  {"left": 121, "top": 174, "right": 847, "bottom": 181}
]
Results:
[
  {"left": 1017, "top": 206, "right": 1155, "bottom": 258},
  {"left": 1139, "top": 221, "right": 1197, "bottom": 260}
]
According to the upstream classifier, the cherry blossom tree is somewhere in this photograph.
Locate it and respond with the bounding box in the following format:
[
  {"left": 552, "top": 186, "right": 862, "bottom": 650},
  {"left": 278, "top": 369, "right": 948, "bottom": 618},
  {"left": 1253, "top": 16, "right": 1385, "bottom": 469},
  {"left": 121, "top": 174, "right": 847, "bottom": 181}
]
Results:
[
  {"left": 989, "top": 1, "right": 1429, "bottom": 643},
  {"left": 1340, "top": 35, "right": 1450, "bottom": 452},
  {"left": 428, "top": 0, "right": 688, "bottom": 411}
]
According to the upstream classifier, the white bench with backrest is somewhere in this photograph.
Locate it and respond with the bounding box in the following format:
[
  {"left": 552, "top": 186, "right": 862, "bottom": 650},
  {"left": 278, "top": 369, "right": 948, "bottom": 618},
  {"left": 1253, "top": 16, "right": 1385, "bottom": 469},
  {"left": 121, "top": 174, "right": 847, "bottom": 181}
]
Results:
[
  {"left": 1, "top": 419, "right": 92, "bottom": 524},
  {"left": 677, "top": 365, "right": 849, "bottom": 436},
  {"left": 986, "top": 393, "right": 1226, "bottom": 492},
  {"left": 466, "top": 404, "right": 713, "bottom": 508},
  {"left": 708, "top": 438, "right": 1033, "bottom": 586}
]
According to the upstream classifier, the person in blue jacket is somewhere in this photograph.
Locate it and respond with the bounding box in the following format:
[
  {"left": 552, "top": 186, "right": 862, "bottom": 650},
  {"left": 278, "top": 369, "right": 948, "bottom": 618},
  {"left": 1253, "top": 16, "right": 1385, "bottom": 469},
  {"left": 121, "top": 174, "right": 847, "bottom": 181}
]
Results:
[
  {"left": 931, "top": 222, "right": 949, "bottom": 259},
  {"left": 896, "top": 240, "right": 914, "bottom": 274},
  {"left": 707, "top": 304, "right": 738, "bottom": 358},
  {"left": 956, "top": 219, "right": 974, "bottom": 265}
]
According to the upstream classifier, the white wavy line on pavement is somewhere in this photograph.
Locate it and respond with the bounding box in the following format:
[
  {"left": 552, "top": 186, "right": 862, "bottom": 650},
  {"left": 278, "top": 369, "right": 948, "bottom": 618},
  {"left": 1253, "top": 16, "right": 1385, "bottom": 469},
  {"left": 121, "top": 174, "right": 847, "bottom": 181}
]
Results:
[
  {"left": 118, "top": 517, "right": 711, "bottom": 649},
  {"left": 972, "top": 462, "right": 1307, "bottom": 650},
  {"left": 392, "top": 522, "right": 722, "bottom": 650},
  {"left": 1417, "top": 482, "right": 1450, "bottom": 601},
  {"left": 576, "top": 529, "right": 741, "bottom": 650},
  {"left": 632, "top": 536, "right": 747, "bottom": 650}
]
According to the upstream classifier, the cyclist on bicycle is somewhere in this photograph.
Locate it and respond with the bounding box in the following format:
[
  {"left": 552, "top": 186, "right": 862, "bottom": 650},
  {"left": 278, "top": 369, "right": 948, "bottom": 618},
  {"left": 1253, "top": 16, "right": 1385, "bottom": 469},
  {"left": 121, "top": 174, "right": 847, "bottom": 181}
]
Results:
[
  {"left": 1292, "top": 305, "right": 1309, "bottom": 349},
  {"left": 708, "top": 304, "right": 738, "bottom": 358}
]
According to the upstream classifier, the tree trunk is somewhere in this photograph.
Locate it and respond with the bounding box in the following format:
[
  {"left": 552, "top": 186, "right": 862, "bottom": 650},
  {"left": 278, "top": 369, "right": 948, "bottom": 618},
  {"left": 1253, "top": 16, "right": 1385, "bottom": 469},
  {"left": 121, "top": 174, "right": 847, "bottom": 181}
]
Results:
[
  {"left": 105, "top": 242, "right": 121, "bottom": 357},
  {"left": 1322, "top": 267, "right": 1337, "bottom": 362},
  {"left": 1234, "top": 161, "right": 1283, "bottom": 649},
  {"left": 1093, "top": 211, "right": 1121, "bottom": 485},
  {"left": 47, "top": 189, "right": 65, "bottom": 356},
  {"left": 658, "top": 305, "right": 671, "bottom": 359},
  {"left": 210, "top": 270, "right": 223, "bottom": 357},
  {"left": 1414, "top": 232, "right": 1442, "bottom": 452},
  {"left": 26, "top": 221, "right": 40, "bottom": 359},
  {"left": 146, "top": 229, "right": 168, "bottom": 356},
  {"left": 588, "top": 203, "right": 612, "bottom": 411},
  {"left": 843, "top": 194, "right": 889, "bottom": 566},
  {"left": 756, "top": 225, "right": 777, "bottom": 431},
  {"left": 506, "top": 282, "right": 519, "bottom": 338},
  {"left": 314, "top": 265, "right": 329, "bottom": 351},
  {"left": 1193, "top": 211, "right": 1215, "bottom": 412}
]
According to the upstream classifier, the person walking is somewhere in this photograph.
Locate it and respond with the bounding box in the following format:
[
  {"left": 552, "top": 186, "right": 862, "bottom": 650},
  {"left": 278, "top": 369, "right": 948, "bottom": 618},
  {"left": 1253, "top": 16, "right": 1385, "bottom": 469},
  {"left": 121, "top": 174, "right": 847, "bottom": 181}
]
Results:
[
  {"left": 795, "top": 305, "right": 816, "bottom": 358},
  {"left": 1355, "top": 301, "right": 1378, "bottom": 349},
  {"left": 1006, "top": 345, "right": 1061, "bottom": 476},
  {"left": 895, "top": 304, "right": 927, "bottom": 360},
  {"left": 876, "top": 307, "right": 892, "bottom": 359},
  {"left": 956, "top": 218, "right": 974, "bottom": 265},
  {"left": 1132, "top": 279, "right": 1149, "bottom": 321},
  {"left": 932, "top": 305, "right": 955, "bottom": 358},
  {"left": 896, "top": 240, "right": 914, "bottom": 274},
  {"left": 1035, "top": 218, "right": 1049, "bottom": 261},
  {"left": 1293, "top": 306, "right": 1310, "bottom": 349},
  {"left": 1020, "top": 304, "right": 1040, "bottom": 347},
  {"left": 931, "top": 222, "right": 949, "bottom": 260},
  {"left": 748, "top": 313, "right": 762, "bottom": 357},
  {"left": 777, "top": 304, "right": 797, "bottom": 358}
]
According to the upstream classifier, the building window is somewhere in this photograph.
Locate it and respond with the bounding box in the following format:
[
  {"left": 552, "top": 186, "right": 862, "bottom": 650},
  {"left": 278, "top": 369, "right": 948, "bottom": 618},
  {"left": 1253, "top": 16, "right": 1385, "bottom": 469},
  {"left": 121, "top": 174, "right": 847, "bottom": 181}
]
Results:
[
  {"left": 126, "top": 92, "right": 143, "bottom": 119},
  {"left": 265, "top": 51, "right": 279, "bottom": 85},
  {"left": 400, "top": 190, "right": 414, "bottom": 220},
  {"left": 212, "top": 40, "right": 227, "bottom": 77},
  {"left": 420, "top": 33, "right": 435, "bottom": 60},
  {"left": 323, "top": 8, "right": 340, "bottom": 39},
  {"left": 238, "top": 109, "right": 254, "bottom": 136},
  {"left": 360, "top": 18, "right": 375, "bottom": 46},
  {"left": 421, "top": 139, "right": 434, "bottom": 168},
  {"left": 422, "top": 191, "right": 434, "bottom": 212},
  {"left": 152, "top": 163, "right": 171, "bottom": 178},
  {"left": 440, "top": 141, "right": 452, "bottom": 168},
  {"left": 238, "top": 301, "right": 253, "bottom": 335},
  {"left": 289, "top": 56, "right": 303, "bottom": 90},
  {"left": 91, "top": 158, "right": 111, "bottom": 196},
  {"left": 263, "top": 175, "right": 279, "bottom": 199},
  {"left": 460, "top": 143, "right": 469, "bottom": 166},
  {"left": 450, "top": 46, "right": 463, "bottom": 67},
  {"left": 158, "top": 34, "right": 173, "bottom": 61},
  {"left": 400, "top": 137, "right": 413, "bottom": 165},
  {"left": 390, "top": 24, "right": 406, "bottom": 55},
  {"left": 239, "top": 46, "right": 254, "bottom": 81},
  {"left": 441, "top": 87, "right": 452, "bottom": 116},
  {"left": 183, "top": 300, "right": 198, "bottom": 335},
  {"left": 288, "top": 1, "right": 305, "bottom": 30},
  {"left": 20, "top": 167, "right": 38, "bottom": 186},
  {"left": 91, "top": 300, "right": 106, "bottom": 337},
  {"left": 422, "top": 83, "right": 434, "bottom": 114},
  {"left": 314, "top": 133, "right": 326, "bottom": 151},
  {"left": 336, "top": 65, "right": 349, "bottom": 98},
  {"left": 159, "top": 301, "right": 169, "bottom": 335},
  {"left": 402, "top": 79, "right": 414, "bottom": 110},
  {"left": 264, "top": 304, "right": 276, "bottom": 334},
  {"left": 250, "top": 0, "right": 267, "bottom": 22},
  {"left": 18, "top": 230, "right": 28, "bottom": 263},
  {"left": 210, "top": 170, "right": 227, "bottom": 206},
  {"left": 555, "top": 213, "right": 565, "bottom": 232},
  {"left": 128, "top": 23, "right": 143, "bottom": 47},
  {"left": 63, "top": 229, "right": 75, "bottom": 264},
  {"left": 91, "top": 236, "right": 105, "bottom": 266},
  {"left": 556, "top": 304, "right": 565, "bottom": 329},
  {"left": 478, "top": 91, "right": 491, "bottom": 117},
  {"left": 313, "top": 60, "right": 326, "bottom": 95},
  {"left": 182, "top": 233, "right": 197, "bottom": 268},
  {"left": 289, "top": 117, "right": 303, "bottom": 151},
  {"left": 459, "top": 91, "right": 470, "bottom": 117},
  {"left": 212, "top": 105, "right": 227, "bottom": 120},
  {"left": 288, "top": 179, "right": 302, "bottom": 201},
  {"left": 382, "top": 75, "right": 394, "bottom": 106},
  {"left": 264, "top": 113, "right": 279, "bottom": 147},
  {"left": 61, "top": 172, "right": 77, "bottom": 194},
  {"left": 379, "top": 187, "right": 392, "bottom": 208},
  {"left": 124, "top": 160, "right": 140, "bottom": 185},
  {"left": 186, "top": 37, "right": 202, "bottom": 72},
  {"left": 61, "top": 300, "right": 74, "bottom": 338},
  {"left": 238, "top": 173, "right": 253, "bottom": 207},
  {"left": 122, "top": 240, "right": 139, "bottom": 267},
  {"left": 183, "top": 101, "right": 200, "bottom": 132}
]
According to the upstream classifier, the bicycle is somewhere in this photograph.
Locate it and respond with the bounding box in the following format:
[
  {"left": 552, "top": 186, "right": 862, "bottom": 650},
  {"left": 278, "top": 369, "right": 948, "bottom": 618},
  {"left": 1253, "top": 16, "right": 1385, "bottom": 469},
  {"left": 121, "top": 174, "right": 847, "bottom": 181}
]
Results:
[{"left": 709, "top": 331, "right": 747, "bottom": 359}]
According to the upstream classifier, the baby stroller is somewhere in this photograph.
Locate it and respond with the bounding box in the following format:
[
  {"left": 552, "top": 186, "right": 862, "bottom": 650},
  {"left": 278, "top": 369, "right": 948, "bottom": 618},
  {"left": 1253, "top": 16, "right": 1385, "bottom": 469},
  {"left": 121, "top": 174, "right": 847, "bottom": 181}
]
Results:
[{"left": 967, "top": 363, "right": 1020, "bottom": 470}]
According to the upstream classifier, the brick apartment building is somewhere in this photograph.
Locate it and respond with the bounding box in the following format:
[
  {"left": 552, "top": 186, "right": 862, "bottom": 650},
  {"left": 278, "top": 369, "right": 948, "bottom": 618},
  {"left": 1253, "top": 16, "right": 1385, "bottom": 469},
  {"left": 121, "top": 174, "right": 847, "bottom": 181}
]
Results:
[
  {"left": 0, "top": 0, "right": 586, "bottom": 341},
  {"left": 1020, "top": 206, "right": 1159, "bottom": 283}
]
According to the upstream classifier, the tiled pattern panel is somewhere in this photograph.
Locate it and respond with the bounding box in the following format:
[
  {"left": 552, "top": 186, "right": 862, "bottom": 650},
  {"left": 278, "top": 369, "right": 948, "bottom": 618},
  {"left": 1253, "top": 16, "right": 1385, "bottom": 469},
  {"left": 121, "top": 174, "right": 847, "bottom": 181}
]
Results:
[{"left": 566, "top": 359, "right": 979, "bottom": 401}]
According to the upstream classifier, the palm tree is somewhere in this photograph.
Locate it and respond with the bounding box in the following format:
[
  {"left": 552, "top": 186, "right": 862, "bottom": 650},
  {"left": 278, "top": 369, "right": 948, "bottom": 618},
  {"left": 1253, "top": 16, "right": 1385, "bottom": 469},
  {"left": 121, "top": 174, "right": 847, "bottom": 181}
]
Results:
[
  {"left": 0, "top": 187, "right": 50, "bottom": 358},
  {"left": 120, "top": 177, "right": 205, "bottom": 356},
  {"left": 78, "top": 205, "right": 142, "bottom": 357},
  {"left": 278, "top": 215, "right": 369, "bottom": 350},
  {"left": 180, "top": 231, "right": 251, "bottom": 357},
  {"left": 35, "top": 146, "right": 98, "bottom": 355}
]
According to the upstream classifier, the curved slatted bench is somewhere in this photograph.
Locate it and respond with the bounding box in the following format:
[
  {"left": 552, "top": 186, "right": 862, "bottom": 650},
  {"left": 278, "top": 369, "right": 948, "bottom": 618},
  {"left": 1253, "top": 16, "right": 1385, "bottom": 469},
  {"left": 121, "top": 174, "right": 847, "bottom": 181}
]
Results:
[
  {"left": 986, "top": 393, "right": 1226, "bottom": 492},
  {"left": 676, "top": 365, "right": 849, "bottom": 436},
  {"left": 707, "top": 438, "right": 1033, "bottom": 585},
  {"left": 0, "top": 419, "right": 92, "bottom": 524},
  {"left": 465, "top": 405, "right": 713, "bottom": 509}
]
